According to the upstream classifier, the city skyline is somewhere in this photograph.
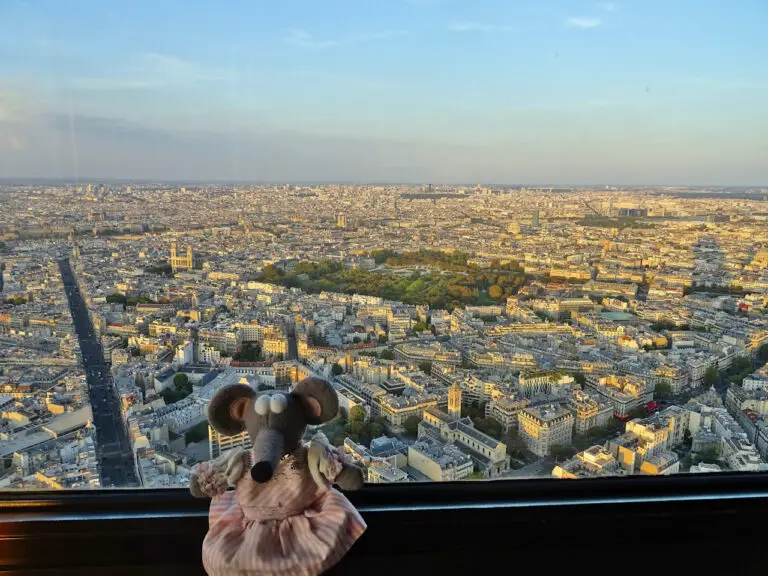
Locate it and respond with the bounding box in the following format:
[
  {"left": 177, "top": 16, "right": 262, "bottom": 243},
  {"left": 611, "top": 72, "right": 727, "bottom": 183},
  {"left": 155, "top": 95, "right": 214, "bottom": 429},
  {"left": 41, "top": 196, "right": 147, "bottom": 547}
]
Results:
[
  {"left": 2, "top": 182, "right": 768, "bottom": 489},
  {"left": 2, "top": 0, "right": 768, "bottom": 184}
]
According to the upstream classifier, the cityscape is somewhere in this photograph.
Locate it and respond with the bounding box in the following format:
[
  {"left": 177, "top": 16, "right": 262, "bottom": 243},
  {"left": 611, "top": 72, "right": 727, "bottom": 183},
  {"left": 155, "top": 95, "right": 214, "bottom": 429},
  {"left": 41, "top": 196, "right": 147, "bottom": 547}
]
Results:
[{"left": 2, "top": 181, "right": 768, "bottom": 489}]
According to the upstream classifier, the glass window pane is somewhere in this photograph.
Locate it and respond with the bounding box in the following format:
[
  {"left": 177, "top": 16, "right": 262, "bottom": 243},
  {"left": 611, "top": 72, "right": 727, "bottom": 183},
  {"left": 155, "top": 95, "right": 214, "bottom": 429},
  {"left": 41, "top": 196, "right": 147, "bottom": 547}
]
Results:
[{"left": 1, "top": 0, "right": 768, "bottom": 491}]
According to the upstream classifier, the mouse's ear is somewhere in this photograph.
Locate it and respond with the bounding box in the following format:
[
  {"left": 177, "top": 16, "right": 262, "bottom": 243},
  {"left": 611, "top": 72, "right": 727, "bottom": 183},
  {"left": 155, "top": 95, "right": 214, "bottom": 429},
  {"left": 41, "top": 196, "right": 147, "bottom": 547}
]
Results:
[
  {"left": 208, "top": 384, "right": 256, "bottom": 435},
  {"left": 291, "top": 377, "right": 339, "bottom": 425}
]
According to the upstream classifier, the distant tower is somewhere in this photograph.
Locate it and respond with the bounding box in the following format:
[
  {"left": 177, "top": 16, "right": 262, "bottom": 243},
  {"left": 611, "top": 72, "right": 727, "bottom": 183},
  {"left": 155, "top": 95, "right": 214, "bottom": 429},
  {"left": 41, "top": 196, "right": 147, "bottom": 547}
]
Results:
[
  {"left": 532, "top": 210, "right": 540, "bottom": 228},
  {"left": 448, "top": 382, "right": 462, "bottom": 419},
  {"left": 336, "top": 214, "right": 347, "bottom": 229}
]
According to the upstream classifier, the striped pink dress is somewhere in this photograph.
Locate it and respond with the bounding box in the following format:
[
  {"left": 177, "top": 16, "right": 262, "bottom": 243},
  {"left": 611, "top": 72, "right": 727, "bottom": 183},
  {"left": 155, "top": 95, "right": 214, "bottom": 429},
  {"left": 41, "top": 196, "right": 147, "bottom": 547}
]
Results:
[{"left": 202, "top": 450, "right": 366, "bottom": 576}]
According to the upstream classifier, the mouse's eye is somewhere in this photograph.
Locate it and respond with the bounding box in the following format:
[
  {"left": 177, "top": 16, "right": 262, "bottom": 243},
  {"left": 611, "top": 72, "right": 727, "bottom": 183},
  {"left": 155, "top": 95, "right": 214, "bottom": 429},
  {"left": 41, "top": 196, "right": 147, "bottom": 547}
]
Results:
[
  {"left": 270, "top": 393, "right": 288, "bottom": 414},
  {"left": 254, "top": 394, "right": 271, "bottom": 416}
]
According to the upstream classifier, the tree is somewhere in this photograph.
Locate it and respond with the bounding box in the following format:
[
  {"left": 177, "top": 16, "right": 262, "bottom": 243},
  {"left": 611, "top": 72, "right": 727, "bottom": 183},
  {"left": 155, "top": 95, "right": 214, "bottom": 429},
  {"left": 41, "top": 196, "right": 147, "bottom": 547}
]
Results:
[
  {"left": 465, "top": 471, "right": 485, "bottom": 480},
  {"left": 573, "top": 372, "right": 586, "bottom": 385},
  {"left": 472, "top": 416, "right": 502, "bottom": 439},
  {"left": 488, "top": 284, "right": 503, "bottom": 300},
  {"left": 655, "top": 382, "right": 673, "bottom": 397},
  {"left": 730, "top": 357, "right": 753, "bottom": 374},
  {"left": 627, "top": 407, "right": 647, "bottom": 420},
  {"left": 550, "top": 444, "right": 577, "bottom": 460},
  {"left": 703, "top": 365, "right": 720, "bottom": 388},
  {"left": 106, "top": 293, "right": 127, "bottom": 305},
  {"left": 759, "top": 344, "right": 768, "bottom": 363},
  {"left": 173, "top": 372, "right": 190, "bottom": 392},
  {"left": 331, "top": 362, "right": 344, "bottom": 376},
  {"left": 370, "top": 421, "right": 384, "bottom": 438},
  {"left": 234, "top": 342, "right": 262, "bottom": 362},
  {"left": 379, "top": 349, "right": 395, "bottom": 360},
  {"left": 418, "top": 361, "right": 432, "bottom": 375},
  {"left": 161, "top": 388, "right": 188, "bottom": 405},
  {"left": 696, "top": 446, "right": 720, "bottom": 464},
  {"left": 349, "top": 405, "right": 366, "bottom": 423},
  {"left": 262, "top": 264, "right": 283, "bottom": 282},
  {"left": 412, "top": 321, "right": 427, "bottom": 332},
  {"left": 184, "top": 421, "right": 209, "bottom": 444},
  {"left": 378, "top": 333, "right": 388, "bottom": 344},
  {"left": 403, "top": 415, "right": 421, "bottom": 436}
]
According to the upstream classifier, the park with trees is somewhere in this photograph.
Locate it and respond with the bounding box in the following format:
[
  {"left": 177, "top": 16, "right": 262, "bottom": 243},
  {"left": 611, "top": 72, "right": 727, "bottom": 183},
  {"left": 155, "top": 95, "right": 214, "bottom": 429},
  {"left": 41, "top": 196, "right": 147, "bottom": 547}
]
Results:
[{"left": 260, "top": 250, "right": 529, "bottom": 310}]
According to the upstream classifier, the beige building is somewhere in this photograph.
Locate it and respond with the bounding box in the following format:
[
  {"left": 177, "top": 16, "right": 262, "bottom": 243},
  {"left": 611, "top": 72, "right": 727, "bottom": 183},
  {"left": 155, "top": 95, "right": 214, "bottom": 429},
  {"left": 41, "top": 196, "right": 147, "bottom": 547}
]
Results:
[
  {"left": 208, "top": 427, "right": 250, "bottom": 459},
  {"left": 639, "top": 452, "right": 680, "bottom": 475},
  {"left": 625, "top": 419, "right": 670, "bottom": 459},
  {"left": 485, "top": 396, "right": 530, "bottom": 432},
  {"left": 263, "top": 335, "right": 288, "bottom": 358},
  {"left": 552, "top": 445, "right": 620, "bottom": 479},
  {"left": 568, "top": 389, "right": 613, "bottom": 434},
  {"left": 367, "top": 460, "right": 409, "bottom": 483},
  {"left": 585, "top": 374, "right": 653, "bottom": 417},
  {"left": 420, "top": 407, "right": 510, "bottom": 477},
  {"left": 518, "top": 371, "right": 575, "bottom": 398},
  {"left": 378, "top": 393, "right": 439, "bottom": 429},
  {"left": 169, "top": 242, "right": 193, "bottom": 272},
  {"left": 407, "top": 440, "right": 473, "bottom": 482},
  {"left": 519, "top": 405, "right": 574, "bottom": 457}
]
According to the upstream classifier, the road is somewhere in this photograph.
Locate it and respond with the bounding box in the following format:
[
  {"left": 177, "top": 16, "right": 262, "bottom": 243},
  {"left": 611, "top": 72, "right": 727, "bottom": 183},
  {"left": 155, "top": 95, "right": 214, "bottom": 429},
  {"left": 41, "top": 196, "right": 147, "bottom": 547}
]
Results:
[
  {"left": 58, "top": 258, "right": 139, "bottom": 487},
  {"left": 287, "top": 335, "right": 298, "bottom": 360},
  {"left": 503, "top": 457, "right": 555, "bottom": 479}
]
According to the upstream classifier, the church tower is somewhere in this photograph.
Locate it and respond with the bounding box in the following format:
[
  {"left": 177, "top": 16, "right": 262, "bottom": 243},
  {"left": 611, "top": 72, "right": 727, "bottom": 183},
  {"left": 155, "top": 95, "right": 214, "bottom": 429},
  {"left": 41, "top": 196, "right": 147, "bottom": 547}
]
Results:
[{"left": 448, "top": 382, "right": 462, "bottom": 419}]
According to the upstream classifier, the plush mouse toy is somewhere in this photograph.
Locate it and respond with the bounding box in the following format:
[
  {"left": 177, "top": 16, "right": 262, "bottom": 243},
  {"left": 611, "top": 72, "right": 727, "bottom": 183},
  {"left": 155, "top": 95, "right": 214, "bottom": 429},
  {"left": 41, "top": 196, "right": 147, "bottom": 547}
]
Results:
[{"left": 189, "top": 377, "right": 366, "bottom": 576}]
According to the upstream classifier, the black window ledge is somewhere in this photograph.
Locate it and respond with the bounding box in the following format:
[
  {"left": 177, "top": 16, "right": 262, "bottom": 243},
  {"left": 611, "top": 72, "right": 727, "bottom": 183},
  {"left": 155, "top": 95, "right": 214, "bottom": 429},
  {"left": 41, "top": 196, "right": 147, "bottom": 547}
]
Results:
[{"left": 2, "top": 472, "right": 768, "bottom": 575}]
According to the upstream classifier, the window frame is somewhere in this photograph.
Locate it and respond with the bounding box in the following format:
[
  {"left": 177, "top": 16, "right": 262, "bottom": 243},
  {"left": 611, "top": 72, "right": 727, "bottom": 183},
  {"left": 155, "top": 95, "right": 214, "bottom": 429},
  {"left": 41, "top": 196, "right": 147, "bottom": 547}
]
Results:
[
  {"left": 2, "top": 469, "right": 768, "bottom": 515},
  {"left": 2, "top": 472, "right": 768, "bottom": 573}
]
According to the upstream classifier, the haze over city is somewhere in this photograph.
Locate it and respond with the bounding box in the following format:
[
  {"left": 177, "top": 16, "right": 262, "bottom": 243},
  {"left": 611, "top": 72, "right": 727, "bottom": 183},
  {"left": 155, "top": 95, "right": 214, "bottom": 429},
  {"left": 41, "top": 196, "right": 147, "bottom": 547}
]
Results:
[{"left": 1, "top": 0, "right": 767, "bottom": 184}]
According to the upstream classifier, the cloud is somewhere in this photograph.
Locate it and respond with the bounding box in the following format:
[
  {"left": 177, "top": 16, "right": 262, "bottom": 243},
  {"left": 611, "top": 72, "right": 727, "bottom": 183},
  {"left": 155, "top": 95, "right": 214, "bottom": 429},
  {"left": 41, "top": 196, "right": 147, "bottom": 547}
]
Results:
[
  {"left": 139, "top": 53, "right": 233, "bottom": 82},
  {"left": 285, "top": 28, "right": 408, "bottom": 49},
  {"left": 566, "top": 17, "right": 602, "bottom": 28},
  {"left": 67, "top": 78, "right": 154, "bottom": 90},
  {"left": 447, "top": 22, "right": 514, "bottom": 33},
  {"left": 285, "top": 29, "right": 340, "bottom": 49},
  {"left": 69, "top": 53, "right": 233, "bottom": 91},
  {"left": 601, "top": 2, "right": 617, "bottom": 12},
  {"left": 0, "top": 85, "right": 38, "bottom": 123}
]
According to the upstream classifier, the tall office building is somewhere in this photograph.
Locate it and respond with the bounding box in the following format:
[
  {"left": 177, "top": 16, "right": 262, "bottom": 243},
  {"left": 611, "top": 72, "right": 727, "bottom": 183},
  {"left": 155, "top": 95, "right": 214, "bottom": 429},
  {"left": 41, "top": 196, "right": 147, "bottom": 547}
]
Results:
[
  {"left": 337, "top": 214, "right": 347, "bottom": 229},
  {"left": 532, "top": 210, "right": 540, "bottom": 228}
]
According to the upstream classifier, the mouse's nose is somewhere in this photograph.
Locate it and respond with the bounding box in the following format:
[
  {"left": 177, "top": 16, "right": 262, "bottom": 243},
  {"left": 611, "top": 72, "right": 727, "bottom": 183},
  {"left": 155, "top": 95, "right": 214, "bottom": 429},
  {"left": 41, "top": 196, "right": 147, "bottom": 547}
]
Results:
[{"left": 251, "top": 461, "right": 274, "bottom": 483}]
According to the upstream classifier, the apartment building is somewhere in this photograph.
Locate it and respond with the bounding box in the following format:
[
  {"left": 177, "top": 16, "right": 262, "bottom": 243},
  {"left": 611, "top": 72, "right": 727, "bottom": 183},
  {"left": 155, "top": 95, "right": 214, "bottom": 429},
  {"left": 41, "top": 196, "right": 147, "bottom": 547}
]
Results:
[{"left": 519, "top": 405, "right": 574, "bottom": 457}]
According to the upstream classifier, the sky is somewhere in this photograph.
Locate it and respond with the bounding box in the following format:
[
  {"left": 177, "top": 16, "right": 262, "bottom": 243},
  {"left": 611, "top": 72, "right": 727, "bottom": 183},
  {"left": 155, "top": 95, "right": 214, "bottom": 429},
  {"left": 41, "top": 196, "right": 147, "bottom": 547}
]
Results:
[{"left": 0, "top": 0, "right": 766, "bottom": 185}]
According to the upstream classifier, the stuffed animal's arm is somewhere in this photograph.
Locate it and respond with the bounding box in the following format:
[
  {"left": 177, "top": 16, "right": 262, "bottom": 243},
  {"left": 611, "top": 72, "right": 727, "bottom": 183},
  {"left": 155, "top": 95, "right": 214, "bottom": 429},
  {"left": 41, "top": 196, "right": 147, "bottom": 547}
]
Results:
[
  {"left": 307, "top": 433, "right": 365, "bottom": 491},
  {"left": 190, "top": 446, "right": 246, "bottom": 498}
]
